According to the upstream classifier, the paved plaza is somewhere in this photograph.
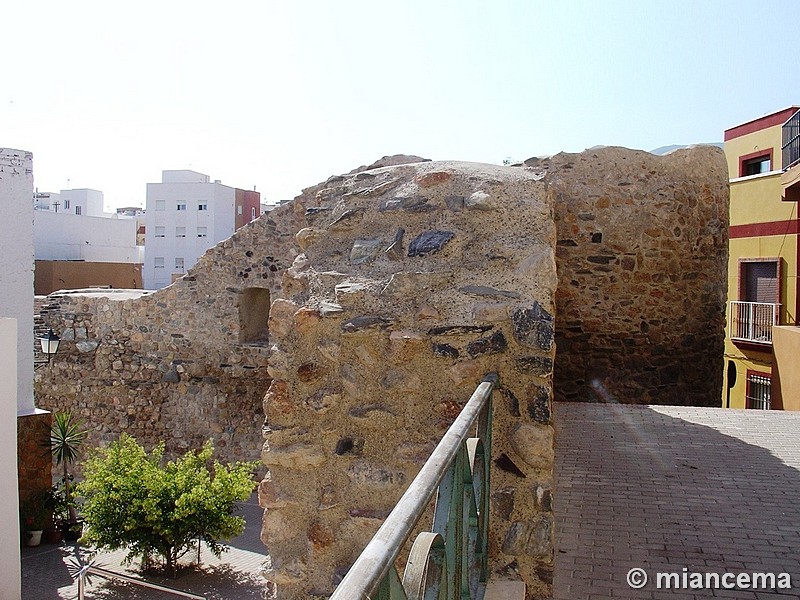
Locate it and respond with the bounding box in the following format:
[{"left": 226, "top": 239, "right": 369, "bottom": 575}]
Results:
[
  {"left": 21, "top": 404, "right": 800, "bottom": 599},
  {"left": 20, "top": 494, "right": 268, "bottom": 599},
  {"left": 554, "top": 402, "right": 800, "bottom": 599}
]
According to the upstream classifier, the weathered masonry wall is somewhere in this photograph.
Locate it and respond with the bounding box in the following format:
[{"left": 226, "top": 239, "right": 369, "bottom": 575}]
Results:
[
  {"left": 260, "top": 161, "right": 558, "bottom": 598},
  {"left": 34, "top": 198, "right": 306, "bottom": 465},
  {"left": 533, "top": 146, "right": 728, "bottom": 406},
  {"left": 33, "top": 147, "right": 729, "bottom": 600}
]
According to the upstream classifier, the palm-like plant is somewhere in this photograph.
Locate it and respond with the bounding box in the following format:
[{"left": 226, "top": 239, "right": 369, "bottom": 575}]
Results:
[{"left": 48, "top": 412, "right": 88, "bottom": 523}]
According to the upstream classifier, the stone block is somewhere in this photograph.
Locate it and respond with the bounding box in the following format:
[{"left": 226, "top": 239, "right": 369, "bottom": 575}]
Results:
[
  {"left": 502, "top": 516, "right": 553, "bottom": 558},
  {"left": 509, "top": 423, "right": 554, "bottom": 471}
]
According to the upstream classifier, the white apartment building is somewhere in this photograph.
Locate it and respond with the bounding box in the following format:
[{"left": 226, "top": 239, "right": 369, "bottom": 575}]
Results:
[
  {"left": 144, "top": 170, "right": 260, "bottom": 290},
  {"left": 34, "top": 187, "right": 104, "bottom": 216},
  {"left": 33, "top": 187, "right": 141, "bottom": 263}
]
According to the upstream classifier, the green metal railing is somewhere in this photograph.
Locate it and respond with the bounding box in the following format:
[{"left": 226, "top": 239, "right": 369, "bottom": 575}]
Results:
[{"left": 330, "top": 373, "right": 496, "bottom": 600}]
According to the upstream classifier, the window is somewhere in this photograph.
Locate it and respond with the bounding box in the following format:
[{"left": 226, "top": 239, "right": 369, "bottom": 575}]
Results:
[
  {"left": 198, "top": 203, "right": 208, "bottom": 211},
  {"left": 155, "top": 226, "right": 165, "bottom": 238},
  {"left": 64, "top": 199, "right": 70, "bottom": 209},
  {"left": 197, "top": 226, "right": 207, "bottom": 238},
  {"left": 154, "top": 257, "right": 165, "bottom": 269},
  {"left": 177, "top": 203, "right": 187, "bottom": 211},
  {"left": 739, "top": 259, "right": 779, "bottom": 304},
  {"left": 175, "top": 257, "right": 184, "bottom": 271},
  {"left": 731, "top": 258, "right": 781, "bottom": 344},
  {"left": 175, "top": 227, "right": 186, "bottom": 238},
  {"left": 237, "top": 205, "right": 242, "bottom": 215},
  {"left": 155, "top": 200, "right": 165, "bottom": 211},
  {"left": 739, "top": 150, "right": 773, "bottom": 177},
  {"left": 75, "top": 206, "right": 82, "bottom": 215},
  {"left": 746, "top": 371, "right": 771, "bottom": 410},
  {"left": 251, "top": 207, "right": 256, "bottom": 219}
]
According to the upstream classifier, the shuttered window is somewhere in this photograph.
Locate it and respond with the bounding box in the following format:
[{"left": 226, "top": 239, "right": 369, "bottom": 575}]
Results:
[{"left": 741, "top": 260, "right": 778, "bottom": 303}]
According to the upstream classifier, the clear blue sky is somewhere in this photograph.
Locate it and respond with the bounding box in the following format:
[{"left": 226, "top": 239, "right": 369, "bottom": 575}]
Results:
[{"left": 3, "top": 0, "right": 798, "bottom": 208}]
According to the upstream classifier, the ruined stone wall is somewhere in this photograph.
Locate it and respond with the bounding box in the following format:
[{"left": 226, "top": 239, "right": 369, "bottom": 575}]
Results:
[
  {"left": 532, "top": 146, "right": 728, "bottom": 406},
  {"left": 32, "top": 147, "right": 729, "bottom": 600},
  {"left": 260, "top": 161, "right": 558, "bottom": 598},
  {"left": 34, "top": 200, "right": 305, "bottom": 465}
]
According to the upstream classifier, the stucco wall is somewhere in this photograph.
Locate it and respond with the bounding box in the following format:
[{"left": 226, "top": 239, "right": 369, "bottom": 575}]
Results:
[
  {"left": 34, "top": 260, "right": 142, "bottom": 295},
  {"left": 772, "top": 326, "right": 800, "bottom": 411},
  {"left": 1, "top": 148, "right": 35, "bottom": 414},
  {"left": 34, "top": 210, "right": 139, "bottom": 262},
  {"left": 0, "top": 319, "right": 21, "bottom": 600}
]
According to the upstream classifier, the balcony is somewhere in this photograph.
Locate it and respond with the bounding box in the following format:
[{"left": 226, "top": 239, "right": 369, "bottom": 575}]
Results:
[
  {"left": 782, "top": 109, "right": 800, "bottom": 201},
  {"left": 729, "top": 301, "right": 779, "bottom": 345}
]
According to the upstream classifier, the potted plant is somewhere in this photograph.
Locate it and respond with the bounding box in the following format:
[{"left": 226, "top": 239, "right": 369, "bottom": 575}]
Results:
[
  {"left": 21, "top": 492, "right": 48, "bottom": 547},
  {"left": 46, "top": 411, "right": 88, "bottom": 539},
  {"left": 43, "top": 484, "right": 68, "bottom": 543}
]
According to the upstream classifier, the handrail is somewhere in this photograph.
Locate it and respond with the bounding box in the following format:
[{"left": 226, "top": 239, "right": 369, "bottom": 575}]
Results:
[
  {"left": 729, "top": 301, "right": 780, "bottom": 344},
  {"left": 330, "top": 373, "right": 496, "bottom": 600},
  {"left": 77, "top": 564, "right": 206, "bottom": 599}
]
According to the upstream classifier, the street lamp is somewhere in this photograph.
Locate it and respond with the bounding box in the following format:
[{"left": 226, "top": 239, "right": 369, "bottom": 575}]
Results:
[{"left": 34, "top": 328, "right": 61, "bottom": 369}]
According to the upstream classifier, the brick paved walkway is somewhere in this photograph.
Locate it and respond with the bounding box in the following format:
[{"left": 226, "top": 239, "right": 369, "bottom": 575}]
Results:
[
  {"left": 21, "top": 494, "right": 268, "bottom": 599},
  {"left": 554, "top": 403, "right": 800, "bottom": 599}
]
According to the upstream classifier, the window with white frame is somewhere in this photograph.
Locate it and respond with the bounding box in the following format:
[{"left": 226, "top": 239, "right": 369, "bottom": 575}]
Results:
[
  {"left": 198, "top": 203, "right": 208, "bottom": 211},
  {"left": 746, "top": 372, "right": 771, "bottom": 410},
  {"left": 175, "top": 257, "right": 184, "bottom": 271},
  {"left": 197, "top": 226, "right": 207, "bottom": 238},
  {"left": 155, "top": 200, "right": 165, "bottom": 211},
  {"left": 64, "top": 199, "right": 70, "bottom": 209},
  {"left": 75, "top": 206, "right": 81, "bottom": 215},
  {"left": 175, "top": 226, "right": 186, "bottom": 237},
  {"left": 154, "top": 257, "right": 165, "bottom": 269},
  {"left": 251, "top": 207, "right": 256, "bottom": 219},
  {"left": 155, "top": 226, "right": 165, "bottom": 238},
  {"left": 177, "top": 203, "right": 186, "bottom": 211},
  {"left": 237, "top": 205, "right": 242, "bottom": 215}
]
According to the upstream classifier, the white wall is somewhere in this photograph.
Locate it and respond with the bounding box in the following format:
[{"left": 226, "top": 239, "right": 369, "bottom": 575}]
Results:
[
  {"left": 143, "top": 173, "right": 236, "bottom": 289},
  {"left": 60, "top": 188, "right": 104, "bottom": 217},
  {"left": 34, "top": 210, "right": 140, "bottom": 263},
  {"left": 162, "top": 169, "right": 210, "bottom": 184},
  {"left": 0, "top": 148, "right": 34, "bottom": 414},
  {"left": 0, "top": 319, "right": 21, "bottom": 600},
  {"left": 33, "top": 191, "right": 58, "bottom": 211}
]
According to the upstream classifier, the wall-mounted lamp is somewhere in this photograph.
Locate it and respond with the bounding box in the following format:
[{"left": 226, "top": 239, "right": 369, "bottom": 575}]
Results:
[{"left": 34, "top": 328, "right": 61, "bottom": 369}]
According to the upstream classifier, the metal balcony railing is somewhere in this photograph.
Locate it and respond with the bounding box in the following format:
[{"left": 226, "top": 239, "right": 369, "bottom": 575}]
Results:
[
  {"left": 330, "top": 373, "right": 496, "bottom": 600},
  {"left": 729, "top": 301, "right": 780, "bottom": 344},
  {"left": 783, "top": 109, "right": 800, "bottom": 171}
]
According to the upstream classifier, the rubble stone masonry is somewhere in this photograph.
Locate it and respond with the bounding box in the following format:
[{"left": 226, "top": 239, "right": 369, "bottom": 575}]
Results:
[
  {"left": 539, "top": 147, "right": 728, "bottom": 406},
  {"left": 34, "top": 147, "right": 728, "bottom": 600}
]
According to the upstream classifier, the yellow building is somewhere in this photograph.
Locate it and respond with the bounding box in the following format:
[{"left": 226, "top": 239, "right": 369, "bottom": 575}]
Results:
[{"left": 723, "top": 106, "right": 800, "bottom": 410}]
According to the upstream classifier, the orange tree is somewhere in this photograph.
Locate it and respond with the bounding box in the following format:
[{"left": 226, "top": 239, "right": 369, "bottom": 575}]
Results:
[{"left": 76, "top": 434, "right": 257, "bottom": 576}]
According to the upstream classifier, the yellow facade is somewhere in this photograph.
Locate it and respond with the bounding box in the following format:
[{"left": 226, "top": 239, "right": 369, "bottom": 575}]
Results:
[{"left": 722, "top": 107, "right": 800, "bottom": 410}]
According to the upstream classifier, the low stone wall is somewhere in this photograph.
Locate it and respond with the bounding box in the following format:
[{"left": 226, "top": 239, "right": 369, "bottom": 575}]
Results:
[
  {"left": 33, "top": 193, "right": 306, "bottom": 466},
  {"left": 260, "top": 161, "right": 558, "bottom": 598},
  {"left": 534, "top": 146, "right": 728, "bottom": 406}
]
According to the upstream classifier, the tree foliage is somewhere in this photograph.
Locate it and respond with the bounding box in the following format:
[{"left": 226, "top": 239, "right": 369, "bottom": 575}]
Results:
[{"left": 76, "top": 434, "right": 257, "bottom": 576}]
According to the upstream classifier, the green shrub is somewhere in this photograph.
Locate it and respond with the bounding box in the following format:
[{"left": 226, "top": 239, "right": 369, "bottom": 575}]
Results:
[{"left": 76, "top": 434, "right": 257, "bottom": 576}]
